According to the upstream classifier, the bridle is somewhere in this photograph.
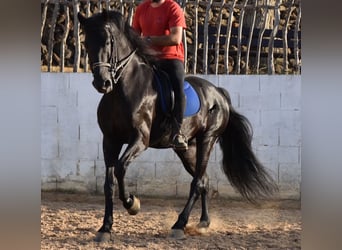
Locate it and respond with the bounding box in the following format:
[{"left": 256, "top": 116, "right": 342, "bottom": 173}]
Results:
[{"left": 91, "top": 25, "right": 136, "bottom": 85}]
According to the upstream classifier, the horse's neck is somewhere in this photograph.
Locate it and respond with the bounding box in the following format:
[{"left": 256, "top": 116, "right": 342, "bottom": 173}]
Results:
[{"left": 119, "top": 57, "right": 155, "bottom": 98}]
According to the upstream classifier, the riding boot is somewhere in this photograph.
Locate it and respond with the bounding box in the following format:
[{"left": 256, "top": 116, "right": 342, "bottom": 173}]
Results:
[
  {"left": 171, "top": 120, "right": 188, "bottom": 151},
  {"left": 172, "top": 133, "right": 188, "bottom": 150}
]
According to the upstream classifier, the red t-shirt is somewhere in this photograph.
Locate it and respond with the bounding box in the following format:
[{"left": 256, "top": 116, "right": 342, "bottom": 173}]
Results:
[{"left": 132, "top": 0, "right": 186, "bottom": 62}]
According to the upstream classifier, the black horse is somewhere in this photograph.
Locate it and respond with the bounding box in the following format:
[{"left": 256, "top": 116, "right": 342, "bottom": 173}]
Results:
[{"left": 78, "top": 10, "right": 277, "bottom": 241}]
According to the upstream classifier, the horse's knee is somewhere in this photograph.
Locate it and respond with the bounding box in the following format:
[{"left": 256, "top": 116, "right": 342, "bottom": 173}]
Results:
[
  {"left": 105, "top": 167, "right": 115, "bottom": 183},
  {"left": 114, "top": 165, "right": 125, "bottom": 180}
]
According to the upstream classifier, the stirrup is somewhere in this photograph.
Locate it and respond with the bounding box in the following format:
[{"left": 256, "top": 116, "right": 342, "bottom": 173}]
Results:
[{"left": 172, "top": 134, "right": 188, "bottom": 151}]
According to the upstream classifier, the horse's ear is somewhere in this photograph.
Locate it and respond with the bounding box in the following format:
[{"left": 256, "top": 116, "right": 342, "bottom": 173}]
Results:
[
  {"left": 102, "top": 9, "right": 109, "bottom": 21},
  {"left": 77, "top": 12, "right": 87, "bottom": 26}
]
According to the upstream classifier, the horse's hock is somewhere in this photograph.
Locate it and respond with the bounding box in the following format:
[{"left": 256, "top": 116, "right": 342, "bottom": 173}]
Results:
[{"left": 41, "top": 73, "right": 301, "bottom": 199}]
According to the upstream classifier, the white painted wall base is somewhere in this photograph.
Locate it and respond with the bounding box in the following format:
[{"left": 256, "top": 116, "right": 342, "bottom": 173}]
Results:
[{"left": 41, "top": 73, "right": 301, "bottom": 199}]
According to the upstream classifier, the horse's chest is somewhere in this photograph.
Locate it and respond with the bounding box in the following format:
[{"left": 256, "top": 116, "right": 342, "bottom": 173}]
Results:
[{"left": 97, "top": 99, "right": 129, "bottom": 131}]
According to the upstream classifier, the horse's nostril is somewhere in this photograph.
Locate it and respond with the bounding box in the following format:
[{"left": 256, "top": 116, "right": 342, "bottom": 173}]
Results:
[{"left": 104, "top": 80, "right": 112, "bottom": 88}]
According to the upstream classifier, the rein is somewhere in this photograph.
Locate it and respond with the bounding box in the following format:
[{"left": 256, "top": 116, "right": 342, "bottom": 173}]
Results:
[{"left": 92, "top": 27, "right": 136, "bottom": 84}]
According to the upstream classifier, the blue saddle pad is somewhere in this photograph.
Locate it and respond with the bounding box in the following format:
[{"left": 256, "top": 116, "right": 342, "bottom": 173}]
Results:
[
  {"left": 154, "top": 71, "right": 201, "bottom": 117},
  {"left": 183, "top": 81, "right": 201, "bottom": 117}
]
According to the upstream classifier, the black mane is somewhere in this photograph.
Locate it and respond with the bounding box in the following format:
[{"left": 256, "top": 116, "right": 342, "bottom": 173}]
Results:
[{"left": 93, "top": 10, "right": 157, "bottom": 65}]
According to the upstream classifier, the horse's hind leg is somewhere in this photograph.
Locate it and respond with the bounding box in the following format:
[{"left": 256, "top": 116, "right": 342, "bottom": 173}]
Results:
[
  {"left": 172, "top": 137, "right": 215, "bottom": 238},
  {"left": 197, "top": 173, "right": 210, "bottom": 230}
]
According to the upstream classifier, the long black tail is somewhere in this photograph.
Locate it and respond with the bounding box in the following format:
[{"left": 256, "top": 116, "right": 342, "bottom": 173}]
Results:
[{"left": 218, "top": 88, "right": 278, "bottom": 202}]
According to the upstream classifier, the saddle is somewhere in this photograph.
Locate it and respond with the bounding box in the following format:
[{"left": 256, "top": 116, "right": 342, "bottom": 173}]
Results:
[{"left": 153, "top": 68, "right": 201, "bottom": 117}]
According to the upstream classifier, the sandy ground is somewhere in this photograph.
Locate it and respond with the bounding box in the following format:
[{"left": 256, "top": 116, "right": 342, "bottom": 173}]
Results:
[{"left": 41, "top": 192, "right": 301, "bottom": 249}]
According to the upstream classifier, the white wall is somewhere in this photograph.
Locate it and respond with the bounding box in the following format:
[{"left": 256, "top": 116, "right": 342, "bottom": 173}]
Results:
[{"left": 41, "top": 73, "right": 301, "bottom": 199}]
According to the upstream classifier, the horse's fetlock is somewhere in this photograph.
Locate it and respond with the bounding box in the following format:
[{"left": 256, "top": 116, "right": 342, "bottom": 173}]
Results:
[{"left": 123, "top": 196, "right": 133, "bottom": 209}]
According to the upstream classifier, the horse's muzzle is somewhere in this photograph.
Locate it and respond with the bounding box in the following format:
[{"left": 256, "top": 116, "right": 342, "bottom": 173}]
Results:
[{"left": 92, "top": 79, "right": 113, "bottom": 94}]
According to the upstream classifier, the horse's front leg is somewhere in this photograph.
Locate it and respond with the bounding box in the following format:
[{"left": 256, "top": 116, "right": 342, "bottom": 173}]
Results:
[
  {"left": 95, "top": 138, "right": 122, "bottom": 242},
  {"left": 115, "top": 133, "right": 148, "bottom": 214}
]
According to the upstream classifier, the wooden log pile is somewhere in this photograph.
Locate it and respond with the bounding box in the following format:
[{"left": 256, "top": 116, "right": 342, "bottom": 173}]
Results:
[{"left": 41, "top": 0, "right": 301, "bottom": 74}]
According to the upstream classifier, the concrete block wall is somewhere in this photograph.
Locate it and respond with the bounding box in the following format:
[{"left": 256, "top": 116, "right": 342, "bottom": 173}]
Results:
[{"left": 41, "top": 73, "right": 301, "bottom": 199}]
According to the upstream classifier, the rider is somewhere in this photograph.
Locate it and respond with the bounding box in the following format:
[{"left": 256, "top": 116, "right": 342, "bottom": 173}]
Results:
[{"left": 132, "top": 0, "right": 188, "bottom": 151}]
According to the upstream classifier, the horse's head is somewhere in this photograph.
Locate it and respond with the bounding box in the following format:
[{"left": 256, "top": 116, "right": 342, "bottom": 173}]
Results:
[{"left": 78, "top": 10, "right": 135, "bottom": 94}]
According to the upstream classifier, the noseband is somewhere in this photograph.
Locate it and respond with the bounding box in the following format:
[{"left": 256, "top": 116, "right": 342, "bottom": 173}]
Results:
[{"left": 92, "top": 25, "right": 136, "bottom": 85}]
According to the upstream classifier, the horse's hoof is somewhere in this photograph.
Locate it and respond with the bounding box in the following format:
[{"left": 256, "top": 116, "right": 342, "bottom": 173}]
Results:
[
  {"left": 170, "top": 229, "right": 186, "bottom": 240},
  {"left": 197, "top": 221, "right": 210, "bottom": 231},
  {"left": 127, "top": 195, "right": 140, "bottom": 215},
  {"left": 94, "top": 232, "right": 111, "bottom": 242}
]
